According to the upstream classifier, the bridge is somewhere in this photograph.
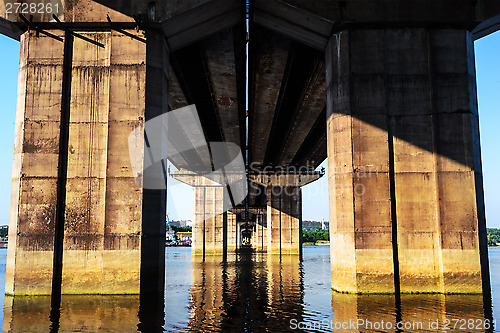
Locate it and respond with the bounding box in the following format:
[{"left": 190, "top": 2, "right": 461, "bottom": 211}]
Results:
[{"left": 1, "top": 0, "right": 500, "bottom": 296}]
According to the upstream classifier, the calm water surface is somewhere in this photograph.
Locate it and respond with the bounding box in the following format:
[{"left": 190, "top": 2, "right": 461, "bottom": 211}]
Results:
[{"left": 0, "top": 246, "right": 499, "bottom": 332}]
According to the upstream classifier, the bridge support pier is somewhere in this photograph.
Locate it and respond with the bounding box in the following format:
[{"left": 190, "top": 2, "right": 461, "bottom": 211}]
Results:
[
  {"left": 266, "top": 187, "right": 301, "bottom": 255},
  {"left": 254, "top": 213, "right": 267, "bottom": 252},
  {"left": 173, "top": 172, "right": 238, "bottom": 256},
  {"left": 326, "top": 28, "right": 488, "bottom": 293},
  {"left": 193, "top": 185, "right": 224, "bottom": 255},
  {"left": 6, "top": 29, "right": 168, "bottom": 295}
]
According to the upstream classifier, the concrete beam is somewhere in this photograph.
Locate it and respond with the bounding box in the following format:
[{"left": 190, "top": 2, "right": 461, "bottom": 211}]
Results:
[
  {"left": 203, "top": 28, "right": 242, "bottom": 147},
  {"left": 171, "top": 170, "right": 244, "bottom": 188},
  {"left": 472, "top": 13, "right": 500, "bottom": 40},
  {"left": 0, "top": 17, "right": 21, "bottom": 40},
  {"left": 253, "top": 0, "right": 333, "bottom": 50},
  {"left": 230, "top": 207, "right": 266, "bottom": 216},
  {"left": 161, "top": 0, "right": 242, "bottom": 51},
  {"left": 291, "top": 108, "right": 327, "bottom": 168},
  {"left": 249, "top": 172, "right": 323, "bottom": 187},
  {"left": 277, "top": 0, "right": 500, "bottom": 29},
  {"left": 249, "top": 27, "right": 291, "bottom": 167}
]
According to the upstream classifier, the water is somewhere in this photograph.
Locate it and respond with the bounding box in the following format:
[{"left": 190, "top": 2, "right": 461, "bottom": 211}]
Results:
[{"left": 0, "top": 247, "right": 499, "bottom": 332}]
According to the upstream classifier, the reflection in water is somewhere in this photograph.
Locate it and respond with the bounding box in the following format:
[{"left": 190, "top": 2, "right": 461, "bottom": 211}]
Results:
[
  {"left": 0, "top": 246, "right": 497, "bottom": 332},
  {"left": 188, "top": 251, "right": 303, "bottom": 332},
  {"left": 185, "top": 247, "right": 492, "bottom": 333},
  {"left": 331, "top": 293, "right": 490, "bottom": 333},
  {"left": 2, "top": 295, "right": 140, "bottom": 332}
]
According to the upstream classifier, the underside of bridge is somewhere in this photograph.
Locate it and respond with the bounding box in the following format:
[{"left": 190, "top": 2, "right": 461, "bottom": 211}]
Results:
[{"left": 1, "top": 0, "right": 500, "bottom": 296}]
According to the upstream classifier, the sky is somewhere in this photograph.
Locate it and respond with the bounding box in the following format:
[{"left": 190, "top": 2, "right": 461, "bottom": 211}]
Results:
[{"left": 0, "top": 31, "right": 498, "bottom": 226}]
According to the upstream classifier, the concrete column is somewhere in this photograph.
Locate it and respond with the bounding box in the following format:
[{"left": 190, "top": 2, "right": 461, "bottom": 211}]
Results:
[
  {"left": 227, "top": 211, "right": 237, "bottom": 252},
  {"left": 326, "top": 29, "right": 487, "bottom": 293},
  {"left": 6, "top": 29, "right": 167, "bottom": 295},
  {"left": 173, "top": 171, "right": 236, "bottom": 256},
  {"left": 266, "top": 187, "right": 301, "bottom": 254},
  {"left": 5, "top": 30, "right": 65, "bottom": 296},
  {"left": 261, "top": 214, "right": 267, "bottom": 252},
  {"left": 139, "top": 30, "right": 168, "bottom": 298},
  {"left": 192, "top": 184, "right": 226, "bottom": 256},
  {"left": 254, "top": 214, "right": 267, "bottom": 252}
]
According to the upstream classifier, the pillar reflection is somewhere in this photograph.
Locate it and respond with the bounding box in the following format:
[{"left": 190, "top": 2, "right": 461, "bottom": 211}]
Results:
[
  {"left": 2, "top": 295, "right": 140, "bottom": 332},
  {"left": 189, "top": 252, "right": 304, "bottom": 332},
  {"left": 331, "top": 293, "right": 490, "bottom": 332}
]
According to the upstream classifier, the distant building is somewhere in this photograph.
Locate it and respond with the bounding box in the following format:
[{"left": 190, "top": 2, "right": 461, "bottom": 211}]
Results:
[
  {"left": 169, "top": 220, "right": 193, "bottom": 228},
  {"left": 177, "top": 232, "right": 192, "bottom": 243},
  {"left": 302, "top": 220, "right": 329, "bottom": 231}
]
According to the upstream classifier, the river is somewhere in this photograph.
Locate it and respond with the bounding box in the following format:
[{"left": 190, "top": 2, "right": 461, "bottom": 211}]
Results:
[{"left": 0, "top": 246, "right": 499, "bottom": 332}]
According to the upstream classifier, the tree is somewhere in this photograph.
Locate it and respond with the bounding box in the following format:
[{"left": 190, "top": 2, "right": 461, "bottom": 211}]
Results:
[
  {"left": 487, "top": 228, "right": 500, "bottom": 246},
  {"left": 302, "top": 229, "right": 329, "bottom": 243},
  {"left": 0, "top": 225, "right": 7, "bottom": 238}
]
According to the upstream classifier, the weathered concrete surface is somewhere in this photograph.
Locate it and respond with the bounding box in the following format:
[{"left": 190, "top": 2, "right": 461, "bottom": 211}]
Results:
[
  {"left": 226, "top": 210, "right": 237, "bottom": 252},
  {"left": 254, "top": 213, "right": 267, "bottom": 252},
  {"left": 255, "top": 0, "right": 500, "bottom": 50},
  {"left": 194, "top": 185, "right": 224, "bottom": 255},
  {"left": 62, "top": 29, "right": 161, "bottom": 295},
  {"left": 7, "top": 28, "right": 167, "bottom": 295},
  {"left": 266, "top": 187, "right": 301, "bottom": 255},
  {"left": 6, "top": 31, "right": 64, "bottom": 295},
  {"left": 249, "top": 28, "right": 291, "bottom": 168},
  {"left": 0, "top": 0, "right": 132, "bottom": 25},
  {"left": 2, "top": 0, "right": 496, "bottom": 296},
  {"left": 173, "top": 172, "right": 237, "bottom": 255},
  {"left": 326, "top": 29, "right": 487, "bottom": 294}
]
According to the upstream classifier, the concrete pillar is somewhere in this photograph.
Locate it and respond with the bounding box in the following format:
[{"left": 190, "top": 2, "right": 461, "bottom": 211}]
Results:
[
  {"left": 5, "top": 30, "right": 65, "bottom": 296},
  {"left": 192, "top": 183, "right": 226, "bottom": 256},
  {"left": 173, "top": 172, "right": 238, "bottom": 256},
  {"left": 227, "top": 211, "right": 237, "bottom": 252},
  {"left": 139, "top": 30, "right": 168, "bottom": 299},
  {"left": 326, "top": 29, "right": 487, "bottom": 293},
  {"left": 6, "top": 29, "right": 168, "bottom": 295},
  {"left": 254, "top": 213, "right": 267, "bottom": 252},
  {"left": 266, "top": 187, "right": 301, "bottom": 254}
]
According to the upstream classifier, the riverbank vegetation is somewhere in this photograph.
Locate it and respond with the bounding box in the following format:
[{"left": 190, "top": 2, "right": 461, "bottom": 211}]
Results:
[
  {"left": 488, "top": 228, "right": 500, "bottom": 246},
  {"left": 302, "top": 229, "right": 329, "bottom": 244},
  {"left": 167, "top": 225, "right": 192, "bottom": 232}
]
